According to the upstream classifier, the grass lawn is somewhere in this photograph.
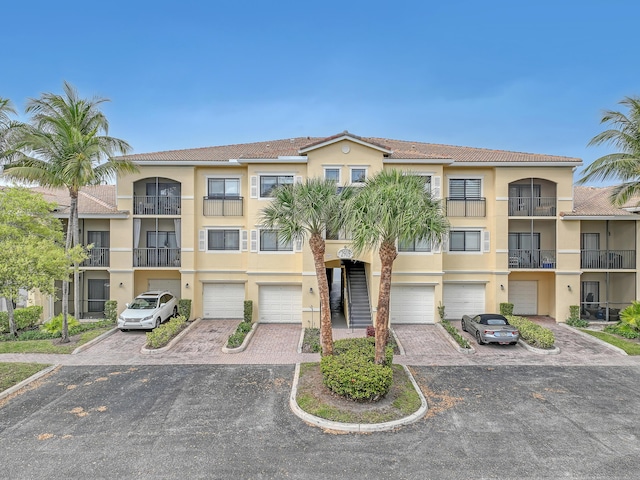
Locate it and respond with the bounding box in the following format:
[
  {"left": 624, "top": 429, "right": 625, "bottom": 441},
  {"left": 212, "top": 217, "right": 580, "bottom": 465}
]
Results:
[
  {"left": 0, "top": 362, "right": 51, "bottom": 392},
  {"left": 0, "top": 327, "right": 112, "bottom": 355},
  {"left": 580, "top": 329, "right": 640, "bottom": 355}
]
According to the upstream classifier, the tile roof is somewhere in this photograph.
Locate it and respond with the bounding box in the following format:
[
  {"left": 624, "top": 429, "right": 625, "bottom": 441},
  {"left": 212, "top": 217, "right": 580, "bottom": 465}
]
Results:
[
  {"left": 119, "top": 132, "right": 582, "bottom": 164},
  {"left": 564, "top": 186, "right": 640, "bottom": 217},
  {"left": 29, "top": 185, "right": 122, "bottom": 216}
]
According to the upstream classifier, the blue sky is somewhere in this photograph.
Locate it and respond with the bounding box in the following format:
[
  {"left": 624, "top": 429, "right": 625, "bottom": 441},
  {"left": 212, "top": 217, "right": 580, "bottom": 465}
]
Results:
[{"left": 2, "top": 0, "right": 639, "bottom": 184}]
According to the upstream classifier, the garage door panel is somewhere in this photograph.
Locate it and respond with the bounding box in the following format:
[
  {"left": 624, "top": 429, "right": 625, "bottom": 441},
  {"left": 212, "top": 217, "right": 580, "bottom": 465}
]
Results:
[
  {"left": 259, "top": 285, "right": 302, "bottom": 323},
  {"left": 509, "top": 281, "right": 537, "bottom": 315},
  {"left": 203, "top": 284, "right": 245, "bottom": 319},
  {"left": 443, "top": 284, "right": 486, "bottom": 320},
  {"left": 148, "top": 279, "right": 181, "bottom": 298},
  {"left": 390, "top": 285, "right": 434, "bottom": 324}
]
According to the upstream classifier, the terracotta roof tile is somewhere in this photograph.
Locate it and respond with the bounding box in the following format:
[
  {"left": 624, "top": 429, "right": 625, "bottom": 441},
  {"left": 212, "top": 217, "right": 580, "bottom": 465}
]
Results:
[
  {"left": 119, "top": 133, "right": 582, "bottom": 164},
  {"left": 29, "top": 185, "right": 121, "bottom": 216},
  {"left": 564, "top": 186, "right": 640, "bottom": 217}
]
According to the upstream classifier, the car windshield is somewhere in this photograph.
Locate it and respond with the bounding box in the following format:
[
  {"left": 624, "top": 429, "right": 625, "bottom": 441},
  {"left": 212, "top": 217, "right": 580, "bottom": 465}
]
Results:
[
  {"left": 129, "top": 298, "right": 158, "bottom": 309},
  {"left": 486, "top": 319, "right": 508, "bottom": 325}
]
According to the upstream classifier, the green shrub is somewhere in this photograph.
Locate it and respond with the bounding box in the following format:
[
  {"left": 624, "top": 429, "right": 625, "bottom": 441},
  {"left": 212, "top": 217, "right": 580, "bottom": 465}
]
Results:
[
  {"left": 225, "top": 319, "right": 255, "bottom": 348},
  {"left": 441, "top": 319, "right": 471, "bottom": 349},
  {"left": 604, "top": 322, "right": 640, "bottom": 339},
  {"left": 104, "top": 300, "right": 118, "bottom": 323},
  {"left": 437, "top": 302, "right": 446, "bottom": 321},
  {"left": 321, "top": 338, "right": 393, "bottom": 401},
  {"left": 302, "top": 328, "right": 321, "bottom": 353},
  {"left": 243, "top": 300, "right": 253, "bottom": 323},
  {"left": 507, "top": 315, "right": 555, "bottom": 349},
  {"left": 17, "top": 329, "right": 56, "bottom": 341},
  {"left": 566, "top": 305, "right": 589, "bottom": 328},
  {"left": 42, "top": 314, "right": 80, "bottom": 335},
  {"left": 500, "top": 303, "right": 514, "bottom": 316},
  {"left": 145, "top": 315, "right": 187, "bottom": 349},
  {"left": 620, "top": 301, "right": 640, "bottom": 332},
  {"left": 178, "top": 299, "right": 192, "bottom": 320},
  {"left": 0, "top": 306, "right": 44, "bottom": 334}
]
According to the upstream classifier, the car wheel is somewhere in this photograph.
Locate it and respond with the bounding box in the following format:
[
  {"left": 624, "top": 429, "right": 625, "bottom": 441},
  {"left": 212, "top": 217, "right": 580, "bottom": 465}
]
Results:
[
  {"left": 119, "top": 329, "right": 128, "bottom": 332},
  {"left": 510, "top": 341, "right": 518, "bottom": 346},
  {"left": 173, "top": 306, "right": 178, "bottom": 318},
  {"left": 475, "top": 331, "right": 485, "bottom": 345},
  {"left": 155, "top": 317, "right": 161, "bottom": 329},
  {"left": 461, "top": 320, "right": 467, "bottom": 332}
]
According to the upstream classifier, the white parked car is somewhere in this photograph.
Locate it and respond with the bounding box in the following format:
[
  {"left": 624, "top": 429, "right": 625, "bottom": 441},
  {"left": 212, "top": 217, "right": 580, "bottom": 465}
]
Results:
[{"left": 118, "top": 291, "right": 178, "bottom": 331}]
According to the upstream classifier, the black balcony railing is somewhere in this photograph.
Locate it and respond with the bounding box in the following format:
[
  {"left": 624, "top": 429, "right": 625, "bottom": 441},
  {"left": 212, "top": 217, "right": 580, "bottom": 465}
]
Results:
[
  {"left": 509, "top": 197, "right": 556, "bottom": 216},
  {"left": 81, "top": 247, "right": 110, "bottom": 267},
  {"left": 581, "top": 250, "right": 635, "bottom": 269},
  {"left": 134, "top": 196, "right": 181, "bottom": 215},
  {"left": 134, "top": 248, "right": 180, "bottom": 267},
  {"left": 203, "top": 196, "right": 243, "bottom": 216},
  {"left": 509, "top": 249, "right": 556, "bottom": 269},
  {"left": 446, "top": 198, "right": 486, "bottom": 217}
]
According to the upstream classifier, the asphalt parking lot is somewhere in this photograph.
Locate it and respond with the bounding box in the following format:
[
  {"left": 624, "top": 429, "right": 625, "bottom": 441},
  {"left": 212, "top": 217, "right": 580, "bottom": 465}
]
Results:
[{"left": 2, "top": 364, "right": 640, "bottom": 479}]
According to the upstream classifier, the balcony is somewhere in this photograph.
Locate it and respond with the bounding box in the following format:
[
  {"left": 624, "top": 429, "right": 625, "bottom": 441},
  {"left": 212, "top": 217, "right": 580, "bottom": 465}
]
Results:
[
  {"left": 203, "top": 196, "right": 243, "bottom": 216},
  {"left": 581, "top": 250, "right": 635, "bottom": 269},
  {"left": 509, "top": 249, "right": 556, "bottom": 269},
  {"left": 81, "top": 247, "right": 110, "bottom": 267},
  {"left": 446, "top": 198, "right": 486, "bottom": 217},
  {"left": 134, "top": 196, "right": 181, "bottom": 215},
  {"left": 509, "top": 197, "right": 556, "bottom": 216},
  {"left": 134, "top": 248, "right": 180, "bottom": 267}
]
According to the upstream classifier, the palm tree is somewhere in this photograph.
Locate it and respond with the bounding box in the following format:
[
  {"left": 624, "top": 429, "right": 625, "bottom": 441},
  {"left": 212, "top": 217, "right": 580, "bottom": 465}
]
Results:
[
  {"left": 259, "top": 178, "right": 348, "bottom": 356},
  {"left": 343, "top": 170, "right": 449, "bottom": 364},
  {"left": 578, "top": 96, "right": 640, "bottom": 205},
  {"left": 0, "top": 97, "right": 17, "bottom": 156},
  {"left": 3, "top": 82, "right": 137, "bottom": 341}
]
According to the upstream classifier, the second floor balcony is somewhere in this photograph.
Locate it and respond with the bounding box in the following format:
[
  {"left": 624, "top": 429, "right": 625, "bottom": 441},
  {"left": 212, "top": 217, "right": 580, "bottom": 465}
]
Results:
[
  {"left": 446, "top": 198, "right": 486, "bottom": 217},
  {"left": 509, "top": 249, "right": 556, "bottom": 269},
  {"left": 81, "top": 247, "right": 110, "bottom": 267},
  {"left": 581, "top": 250, "right": 635, "bottom": 269},
  {"left": 203, "top": 196, "right": 244, "bottom": 216},
  {"left": 134, "top": 195, "right": 181, "bottom": 215},
  {"left": 134, "top": 248, "right": 180, "bottom": 267},
  {"left": 509, "top": 197, "right": 556, "bottom": 216}
]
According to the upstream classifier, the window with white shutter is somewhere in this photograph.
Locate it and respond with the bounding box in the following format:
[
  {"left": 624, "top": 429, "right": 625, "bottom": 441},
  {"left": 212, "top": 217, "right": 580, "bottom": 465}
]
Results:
[
  {"left": 198, "top": 230, "right": 206, "bottom": 251},
  {"left": 250, "top": 230, "right": 258, "bottom": 252},
  {"left": 241, "top": 230, "right": 248, "bottom": 251}
]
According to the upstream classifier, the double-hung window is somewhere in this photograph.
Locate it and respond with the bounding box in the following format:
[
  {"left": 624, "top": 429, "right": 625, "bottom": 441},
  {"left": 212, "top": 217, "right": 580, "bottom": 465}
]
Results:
[
  {"left": 208, "top": 229, "right": 240, "bottom": 251},
  {"left": 208, "top": 178, "right": 240, "bottom": 198},
  {"left": 449, "top": 230, "right": 481, "bottom": 252},
  {"left": 449, "top": 178, "right": 481, "bottom": 199},
  {"left": 260, "top": 230, "right": 292, "bottom": 252},
  {"left": 260, "top": 175, "right": 293, "bottom": 197},
  {"left": 350, "top": 168, "right": 367, "bottom": 185},
  {"left": 324, "top": 168, "right": 340, "bottom": 184},
  {"left": 398, "top": 238, "right": 432, "bottom": 252}
]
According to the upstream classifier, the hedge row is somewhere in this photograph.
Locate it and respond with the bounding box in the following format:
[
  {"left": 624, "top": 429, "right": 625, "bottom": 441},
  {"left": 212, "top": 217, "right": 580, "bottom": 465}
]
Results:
[
  {"left": 0, "top": 306, "right": 43, "bottom": 334},
  {"left": 145, "top": 315, "right": 187, "bottom": 349},
  {"left": 507, "top": 315, "right": 555, "bottom": 349}
]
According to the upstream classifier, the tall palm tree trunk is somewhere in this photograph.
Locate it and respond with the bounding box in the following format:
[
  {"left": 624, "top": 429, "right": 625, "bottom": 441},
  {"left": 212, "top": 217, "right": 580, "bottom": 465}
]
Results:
[
  {"left": 375, "top": 241, "right": 397, "bottom": 364},
  {"left": 70, "top": 191, "right": 80, "bottom": 321},
  {"left": 60, "top": 212, "right": 74, "bottom": 343},
  {"left": 309, "top": 233, "right": 333, "bottom": 356},
  {"left": 5, "top": 296, "right": 17, "bottom": 337}
]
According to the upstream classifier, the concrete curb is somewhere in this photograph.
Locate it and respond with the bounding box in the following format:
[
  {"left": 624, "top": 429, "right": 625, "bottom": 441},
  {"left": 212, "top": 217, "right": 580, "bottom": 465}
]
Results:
[
  {"left": 559, "top": 323, "right": 628, "bottom": 356},
  {"left": 390, "top": 328, "right": 406, "bottom": 355},
  {"left": 72, "top": 327, "right": 119, "bottom": 355},
  {"left": 517, "top": 338, "right": 560, "bottom": 355},
  {"left": 435, "top": 323, "right": 476, "bottom": 354},
  {"left": 297, "top": 327, "right": 306, "bottom": 354},
  {"left": 222, "top": 322, "right": 259, "bottom": 354},
  {"left": 289, "top": 363, "right": 428, "bottom": 433},
  {"left": 0, "top": 364, "right": 59, "bottom": 401},
  {"left": 141, "top": 317, "right": 202, "bottom": 355}
]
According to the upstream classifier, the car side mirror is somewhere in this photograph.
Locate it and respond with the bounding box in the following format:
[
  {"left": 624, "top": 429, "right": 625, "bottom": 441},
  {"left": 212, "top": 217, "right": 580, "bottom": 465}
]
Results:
[
  {"left": 125, "top": 303, "right": 129, "bottom": 308},
  {"left": 160, "top": 302, "right": 166, "bottom": 307}
]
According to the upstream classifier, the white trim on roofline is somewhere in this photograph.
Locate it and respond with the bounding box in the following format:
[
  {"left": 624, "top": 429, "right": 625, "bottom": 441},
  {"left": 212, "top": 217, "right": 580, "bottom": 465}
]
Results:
[
  {"left": 132, "top": 160, "right": 240, "bottom": 166},
  {"left": 384, "top": 158, "right": 454, "bottom": 164},
  {"left": 54, "top": 213, "right": 129, "bottom": 219},
  {"left": 298, "top": 134, "right": 393, "bottom": 154},
  {"left": 562, "top": 215, "right": 636, "bottom": 220},
  {"left": 236, "top": 157, "right": 307, "bottom": 164},
  {"left": 450, "top": 161, "right": 583, "bottom": 167}
]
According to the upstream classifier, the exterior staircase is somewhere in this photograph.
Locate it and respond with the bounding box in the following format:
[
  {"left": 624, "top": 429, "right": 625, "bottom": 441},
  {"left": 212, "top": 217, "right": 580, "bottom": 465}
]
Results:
[{"left": 345, "top": 262, "right": 372, "bottom": 328}]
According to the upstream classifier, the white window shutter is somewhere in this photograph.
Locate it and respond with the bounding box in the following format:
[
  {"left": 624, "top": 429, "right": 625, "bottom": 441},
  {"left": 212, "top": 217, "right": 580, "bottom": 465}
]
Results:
[
  {"left": 250, "top": 176, "right": 258, "bottom": 198},
  {"left": 250, "top": 230, "right": 258, "bottom": 252},
  {"left": 442, "top": 233, "right": 449, "bottom": 252},
  {"left": 295, "top": 175, "right": 303, "bottom": 185},
  {"left": 432, "top": 176, "right": 441, "bottom": 199},
  {"left": 432, "top": 238, "right": 441, "bottom": 254},
  {"left": 295, "top": 238, "right": 303, "bottom": 252},
  {"left": 483, "top": 230, "right": 491, "bottom": 253},
  {"left": 199, "top": 230, "right": 206, "bottom": 251},
  {"left": 241, "top": 230, "right": 248, "bottom": 251}
]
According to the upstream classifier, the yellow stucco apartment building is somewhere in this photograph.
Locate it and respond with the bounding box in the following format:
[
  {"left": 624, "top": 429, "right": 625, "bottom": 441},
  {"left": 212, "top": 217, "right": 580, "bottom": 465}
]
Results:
[{"left": 32, "top": 132, "right": 640, "bottom": 325}]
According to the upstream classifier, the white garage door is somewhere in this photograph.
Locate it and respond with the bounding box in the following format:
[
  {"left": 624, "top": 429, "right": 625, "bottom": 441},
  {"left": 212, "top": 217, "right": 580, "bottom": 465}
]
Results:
[
  {"left": 390, "top": 285, "right": 435, "bottom": 324},
  {"left": 203, "top": 284, "right": 245, "bottom": 319},
  {"left": 509, "top": 281, "right": 538, "bottom": 315},
  {"left": 259, "top": 285, "right": 302, "bottom": 323},
  {"left": 148, "top": 279, "right": 181, "bottom": 298},
  {"left": 442, "top": 284, "right": 486, "bottom": 320}
]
